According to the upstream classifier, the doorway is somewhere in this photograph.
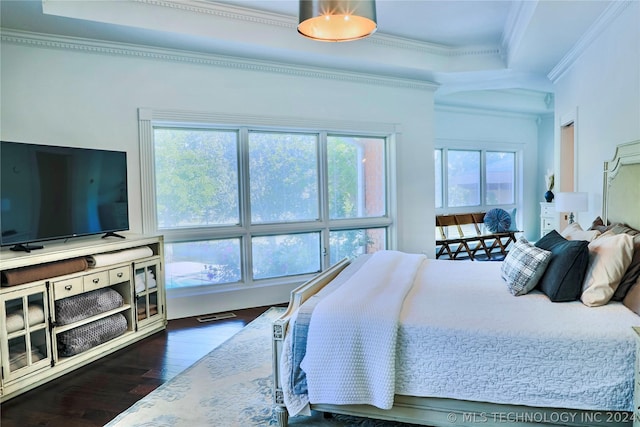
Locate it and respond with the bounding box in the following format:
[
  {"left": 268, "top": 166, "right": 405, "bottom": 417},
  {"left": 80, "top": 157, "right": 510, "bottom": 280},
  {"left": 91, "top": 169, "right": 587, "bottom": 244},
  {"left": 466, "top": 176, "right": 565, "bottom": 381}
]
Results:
[{"left": 559, "top": 122, "right": 575, "bottom": 229}]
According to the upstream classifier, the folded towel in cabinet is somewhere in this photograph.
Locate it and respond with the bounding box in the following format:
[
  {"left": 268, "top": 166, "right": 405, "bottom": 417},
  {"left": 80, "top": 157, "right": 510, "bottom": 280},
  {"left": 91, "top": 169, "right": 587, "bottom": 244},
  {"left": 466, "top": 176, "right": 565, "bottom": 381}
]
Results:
[
  {"left": 2, "top": 258, "right": 88, "bottom": 287},
  {"left": 6, "top": 304, "right": 45, "bottom": 333},
  {"left": 86, "top": 247, "right": 153, "bottom": 268}
]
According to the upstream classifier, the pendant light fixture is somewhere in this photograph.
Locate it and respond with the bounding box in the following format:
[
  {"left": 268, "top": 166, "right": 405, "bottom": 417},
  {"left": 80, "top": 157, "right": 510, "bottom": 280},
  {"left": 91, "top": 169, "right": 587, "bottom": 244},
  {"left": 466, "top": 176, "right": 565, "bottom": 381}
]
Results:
[{"left": 298, "top": 0, "right": 377, "bottom": 42}]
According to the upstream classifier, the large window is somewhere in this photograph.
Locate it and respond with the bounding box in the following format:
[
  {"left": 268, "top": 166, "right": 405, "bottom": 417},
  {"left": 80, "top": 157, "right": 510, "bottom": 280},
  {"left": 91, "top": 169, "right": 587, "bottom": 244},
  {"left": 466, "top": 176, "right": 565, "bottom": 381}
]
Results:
[
  {"left": 154, "top": 128, "right": 239, "bottom": 228},
  {"left": 435, "top": 147, "right": 516, "bottom": 211},
  {"left": 147, "top": 121, "right": 391, "bottom": 291}
]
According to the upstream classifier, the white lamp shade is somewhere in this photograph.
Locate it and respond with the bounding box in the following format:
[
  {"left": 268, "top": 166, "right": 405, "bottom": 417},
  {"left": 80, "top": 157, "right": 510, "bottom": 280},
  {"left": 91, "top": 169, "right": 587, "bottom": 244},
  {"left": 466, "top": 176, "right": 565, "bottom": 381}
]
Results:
[{"left": 555, "top": 192, "right": 588, "bottom": 213}]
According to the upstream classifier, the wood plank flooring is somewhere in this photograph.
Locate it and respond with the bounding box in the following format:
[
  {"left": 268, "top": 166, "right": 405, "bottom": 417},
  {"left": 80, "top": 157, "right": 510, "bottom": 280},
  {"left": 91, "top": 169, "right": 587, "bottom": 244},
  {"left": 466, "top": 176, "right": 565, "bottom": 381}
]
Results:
[{"left": 0, "top": 305, "right": 279, "bottom": 427}]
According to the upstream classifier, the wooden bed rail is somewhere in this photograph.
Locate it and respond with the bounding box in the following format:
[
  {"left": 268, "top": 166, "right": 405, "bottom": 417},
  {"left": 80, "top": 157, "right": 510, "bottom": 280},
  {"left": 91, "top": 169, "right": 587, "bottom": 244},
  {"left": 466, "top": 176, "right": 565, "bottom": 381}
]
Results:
[
  {"left": 436, "top": 212, "right": 517, "bottom": 260},
  {"left": 272, "top": 258, "right": 353, "bottom": 427}
]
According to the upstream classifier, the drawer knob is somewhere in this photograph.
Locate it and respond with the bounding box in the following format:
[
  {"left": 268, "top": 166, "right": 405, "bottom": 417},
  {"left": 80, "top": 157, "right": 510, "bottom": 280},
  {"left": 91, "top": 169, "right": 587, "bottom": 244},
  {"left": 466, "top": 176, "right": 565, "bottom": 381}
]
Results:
[
  {"left": 117, "top": 272, "right": 123, "bottom": 278},
  {"left": 93, "top": 278, "right": 100, "bottom": 284},
  {"left": 65, "top": 285, "right": 73, "bottom": 291}
]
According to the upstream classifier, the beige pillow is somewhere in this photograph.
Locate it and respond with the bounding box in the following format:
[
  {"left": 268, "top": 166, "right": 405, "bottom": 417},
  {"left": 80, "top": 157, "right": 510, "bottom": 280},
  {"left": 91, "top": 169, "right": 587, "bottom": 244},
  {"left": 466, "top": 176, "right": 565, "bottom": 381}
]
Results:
[
  {"left": 561, "top": 222, "right": 601, "bottom": 242},
  {"left": 581, "top": 232, "right": 634, "bottom": 307}
]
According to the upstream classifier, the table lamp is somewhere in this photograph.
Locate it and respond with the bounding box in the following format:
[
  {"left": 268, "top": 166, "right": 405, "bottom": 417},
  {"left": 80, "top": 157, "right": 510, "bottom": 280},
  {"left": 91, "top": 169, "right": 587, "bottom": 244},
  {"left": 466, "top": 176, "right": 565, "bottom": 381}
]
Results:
[{"left": 555, "top": 192, "right": 588, "bottom": 224}]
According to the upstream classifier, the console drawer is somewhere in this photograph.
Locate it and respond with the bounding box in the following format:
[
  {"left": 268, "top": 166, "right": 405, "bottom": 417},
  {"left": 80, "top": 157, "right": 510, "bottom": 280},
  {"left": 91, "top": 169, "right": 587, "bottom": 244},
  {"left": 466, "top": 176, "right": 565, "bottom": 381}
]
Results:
[
  {"left": 53, "top": 277, "right": 84, "bottom": 299},
  {"left": 109, "top": 266, "right": 130, "bottom": 284},
  {"left": 83, "top": 271, "right": 110, "bottom": 292}
]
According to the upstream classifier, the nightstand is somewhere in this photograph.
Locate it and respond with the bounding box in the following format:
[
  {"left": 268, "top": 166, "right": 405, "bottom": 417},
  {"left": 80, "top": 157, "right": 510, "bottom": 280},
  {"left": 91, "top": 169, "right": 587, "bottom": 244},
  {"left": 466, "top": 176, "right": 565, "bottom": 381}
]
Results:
[{"left": 540, "top": 202, "right": 558, "bottom": 237}]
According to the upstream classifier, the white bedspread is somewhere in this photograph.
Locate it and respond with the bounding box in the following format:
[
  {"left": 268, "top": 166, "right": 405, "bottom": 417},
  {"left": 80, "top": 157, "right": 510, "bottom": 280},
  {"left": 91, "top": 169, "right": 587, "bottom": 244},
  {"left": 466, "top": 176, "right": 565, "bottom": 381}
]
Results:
[
  {"left": 300, "top": 250, "right": 426, "bottom": 410},
  {"left": 395, "top": 259, "right": 640, "bottom": 411},
  {"left": 283, "top": 257, "right": 640, "bottom": 414}
]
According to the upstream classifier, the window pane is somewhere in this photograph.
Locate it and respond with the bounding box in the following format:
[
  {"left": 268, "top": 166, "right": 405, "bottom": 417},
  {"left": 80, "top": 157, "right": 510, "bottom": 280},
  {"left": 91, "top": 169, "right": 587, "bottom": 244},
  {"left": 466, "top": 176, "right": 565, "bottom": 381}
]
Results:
[
  {"left": 154, "top": 128, "right": 239, "bottom": 229},
  {"left": 252, "top": 233, "right": 321, "bottom": 279},
  {"left": 249, "top": 132, "right": 318, "bottom": 223},
  {"left": 434, "top": 149, "right": 442, "bottom": 208},
  {"left": 486, "top": 151, "right": 515, "bottom": 205},
  {"left": 328, "top": 136, "right": 386, "bottom": 219},
  {"left": 164, "top": 239, "right": 241, "bottom": 289},
  {"left": 329, "top": 228, "right": 386, "bottom": 265},
  {"left": 447, "top": 150, "right": 480, "bottom": 207}
]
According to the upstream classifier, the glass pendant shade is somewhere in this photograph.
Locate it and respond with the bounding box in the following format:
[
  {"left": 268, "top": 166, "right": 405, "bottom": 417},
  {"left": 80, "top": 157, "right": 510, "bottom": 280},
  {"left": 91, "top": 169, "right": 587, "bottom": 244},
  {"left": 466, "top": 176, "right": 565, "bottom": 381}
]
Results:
[{"left": 298, "top": 0, "right": 377, "bottom": 42}]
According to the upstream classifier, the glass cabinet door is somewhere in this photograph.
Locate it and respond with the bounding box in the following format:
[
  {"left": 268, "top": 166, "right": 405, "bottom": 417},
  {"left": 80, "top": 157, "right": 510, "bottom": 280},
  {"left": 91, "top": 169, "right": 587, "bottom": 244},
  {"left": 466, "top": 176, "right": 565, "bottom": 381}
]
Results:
[
  {"left": 134, "top": 259, "right": 162, "bottom": 326},
  {"left": 1, "top": 284, "right": 52, "bottom": 382}
]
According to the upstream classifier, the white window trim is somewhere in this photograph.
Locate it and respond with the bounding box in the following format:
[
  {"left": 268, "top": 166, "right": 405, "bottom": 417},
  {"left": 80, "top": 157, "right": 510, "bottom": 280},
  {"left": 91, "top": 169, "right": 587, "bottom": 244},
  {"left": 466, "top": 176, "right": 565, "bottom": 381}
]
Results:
[
  {"left": 138, "top": 108, "right": 398, "bottom": 297},
  {"left": 435, "top": 139, "right": 523, "bottom": 215}
]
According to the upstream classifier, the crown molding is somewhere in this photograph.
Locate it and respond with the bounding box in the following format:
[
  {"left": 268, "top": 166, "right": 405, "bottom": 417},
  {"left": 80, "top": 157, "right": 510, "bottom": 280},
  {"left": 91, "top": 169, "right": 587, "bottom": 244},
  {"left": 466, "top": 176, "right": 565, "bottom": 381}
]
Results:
[
  {"left": 132, "top": 0, "right": 294, "bottom": 28},
  {"left": 500, "top": 0, "right": 539, "bottom": 66},
  {"left": 0, "top": 29, "right": 438, "bottom": 91},
  {"left": 434, "top": 103, "right": 543, "bottom": 120},
  {"left": 132, "top": 0, "right": 500, "bottom": 59},
  {"left": 548, "top": 0, "right": 633, "bottom": 82}
]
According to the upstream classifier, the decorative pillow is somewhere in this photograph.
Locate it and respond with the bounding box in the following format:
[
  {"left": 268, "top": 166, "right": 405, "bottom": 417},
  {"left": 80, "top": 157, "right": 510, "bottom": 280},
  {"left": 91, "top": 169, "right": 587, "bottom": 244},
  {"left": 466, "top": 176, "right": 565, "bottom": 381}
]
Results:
[
  {"left": 501, "top": 237, "right": 551, "bottom": 296},
  {"left": 581, "top": 231, "right": 634, "bottom": 307},
  {"left": 484, "top": 208, "right": 511, "bottom": 233},
  {"left": 609, "top": 224, "right": 640, "bottom": 301},
  {"left": 535, "top": 230, "right": 589, "bottom": 302},
  {"left": 507, "top": 208, "right": 518, "bottom": 232},
  {"left": 560, "top": 223, "right": 601, "bottom": 242},
  {"left": 588, "top": 216, "right": 608, "bottom": 233},
  {"left": 623, "top": 276, "right": 640, "bottom": 315},
  {"left": 588, "top": 216, "right": 615, "bottom": 234}
]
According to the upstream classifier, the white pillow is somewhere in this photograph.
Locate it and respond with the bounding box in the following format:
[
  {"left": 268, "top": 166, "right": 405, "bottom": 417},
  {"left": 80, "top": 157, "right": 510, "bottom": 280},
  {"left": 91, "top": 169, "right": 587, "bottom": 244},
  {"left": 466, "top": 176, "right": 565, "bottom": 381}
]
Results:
[
  {"left": 580, "top": 231, "right": 634, "bottom": 307},
  {"left": 561, "top": 222, "right": 601, "bottom": 242}
]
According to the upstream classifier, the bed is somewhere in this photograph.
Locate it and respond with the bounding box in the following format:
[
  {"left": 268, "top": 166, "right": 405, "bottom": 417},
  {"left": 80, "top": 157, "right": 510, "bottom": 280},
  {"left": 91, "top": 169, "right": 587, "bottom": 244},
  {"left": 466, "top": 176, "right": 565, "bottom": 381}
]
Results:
[{"left": 272, "top": 139, "right": 640, "bottom": 427}]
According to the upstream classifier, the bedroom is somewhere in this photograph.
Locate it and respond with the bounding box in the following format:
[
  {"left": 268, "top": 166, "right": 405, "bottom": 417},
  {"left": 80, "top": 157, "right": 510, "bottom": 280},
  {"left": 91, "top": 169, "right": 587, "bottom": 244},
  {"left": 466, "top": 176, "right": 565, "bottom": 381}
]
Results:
[
  {"left": 1, "top": 0, "right": 636, "bottom": 320},
  {"left": 0, "top": 0, "right": 639, "bottom": 423}
]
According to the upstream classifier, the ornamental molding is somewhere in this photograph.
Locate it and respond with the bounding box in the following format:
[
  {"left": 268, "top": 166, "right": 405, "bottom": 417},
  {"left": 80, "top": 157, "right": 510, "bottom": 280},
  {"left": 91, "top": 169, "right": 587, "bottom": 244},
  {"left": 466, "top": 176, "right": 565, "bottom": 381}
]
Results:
[
  {"left": 133, "top": 0, "right": 500, "bottom": 58},
  {"left": 132, "top": 0, "right": 294, "bottom": 29},
  {"left": 435, "top": 103, "right": 543, "bottom": 120},
  {"left": 548, "top": 0, "right": 633, "bottom": 82},
  {"left": 1, "top": 29, "right": 438, "bottom": 91}
]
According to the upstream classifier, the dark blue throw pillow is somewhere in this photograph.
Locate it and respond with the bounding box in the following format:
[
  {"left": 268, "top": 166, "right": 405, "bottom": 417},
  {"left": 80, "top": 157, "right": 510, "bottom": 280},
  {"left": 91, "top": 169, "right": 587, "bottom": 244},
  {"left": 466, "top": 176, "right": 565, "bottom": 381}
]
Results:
[
  {"left": 534, "top": 230, "right": 589, "bottom": 302},
  {"left": 484, "top": 208, "right": 511, "bottom": 233}
]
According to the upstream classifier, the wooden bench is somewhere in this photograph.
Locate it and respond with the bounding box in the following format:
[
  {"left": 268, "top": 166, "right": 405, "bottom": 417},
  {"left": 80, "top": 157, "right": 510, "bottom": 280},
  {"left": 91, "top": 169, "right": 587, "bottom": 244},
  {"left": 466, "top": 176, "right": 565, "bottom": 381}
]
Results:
[{"left": 435, "top": 212, "right": 518, "bottom": 260}]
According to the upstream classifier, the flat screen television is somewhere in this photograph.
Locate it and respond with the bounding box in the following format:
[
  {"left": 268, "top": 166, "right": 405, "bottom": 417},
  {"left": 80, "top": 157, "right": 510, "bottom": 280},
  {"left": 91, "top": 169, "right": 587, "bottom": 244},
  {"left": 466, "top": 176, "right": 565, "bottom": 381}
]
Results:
[{"left": 1, "top": 141, "right": 129, "bottom": 252}]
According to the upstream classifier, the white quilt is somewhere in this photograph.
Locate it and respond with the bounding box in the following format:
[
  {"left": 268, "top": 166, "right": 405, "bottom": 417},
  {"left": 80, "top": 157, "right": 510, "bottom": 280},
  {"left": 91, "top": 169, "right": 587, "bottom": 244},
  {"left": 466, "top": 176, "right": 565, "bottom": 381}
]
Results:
[
  {"left": 395, "top": 259, "right": 640, "bottom": 411},
  {"left": 300, "top": 250, "right": 425, "bottom": 410},
  {"left": 283, "top": 257, "right": 640, "bottom": 415}
]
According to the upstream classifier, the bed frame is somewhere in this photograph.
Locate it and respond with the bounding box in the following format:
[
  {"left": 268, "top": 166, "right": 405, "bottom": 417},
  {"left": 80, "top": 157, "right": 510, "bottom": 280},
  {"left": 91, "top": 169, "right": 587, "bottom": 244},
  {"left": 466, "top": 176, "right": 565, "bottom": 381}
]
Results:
[{"left": 272, "top": 139, "right": 640, "bottom": 427}]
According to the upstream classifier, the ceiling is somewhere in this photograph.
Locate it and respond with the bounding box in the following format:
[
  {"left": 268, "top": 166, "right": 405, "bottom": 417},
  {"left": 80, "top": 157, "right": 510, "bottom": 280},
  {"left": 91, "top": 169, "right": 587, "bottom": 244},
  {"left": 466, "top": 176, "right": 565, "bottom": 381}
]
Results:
[{"left": 0, "top": 0, "right": 615, "bottom": 113}]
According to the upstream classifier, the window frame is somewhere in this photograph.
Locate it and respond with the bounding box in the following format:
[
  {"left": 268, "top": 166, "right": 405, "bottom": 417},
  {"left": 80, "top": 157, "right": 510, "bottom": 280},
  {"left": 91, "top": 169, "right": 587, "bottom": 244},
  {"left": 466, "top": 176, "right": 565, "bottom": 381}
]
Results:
[
  {"left": 138, "top": 108, "right": 397, "bottom": 295},
  {"left": 435, "top": 142, "right": 521, "bottom": 215}
]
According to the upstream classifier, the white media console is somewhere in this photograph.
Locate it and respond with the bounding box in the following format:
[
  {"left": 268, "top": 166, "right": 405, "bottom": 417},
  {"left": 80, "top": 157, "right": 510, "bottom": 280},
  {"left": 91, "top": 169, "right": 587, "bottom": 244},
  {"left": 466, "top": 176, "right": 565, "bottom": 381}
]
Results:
[{"left": 0, "top": 233, "right": 166, "bottom": 401}]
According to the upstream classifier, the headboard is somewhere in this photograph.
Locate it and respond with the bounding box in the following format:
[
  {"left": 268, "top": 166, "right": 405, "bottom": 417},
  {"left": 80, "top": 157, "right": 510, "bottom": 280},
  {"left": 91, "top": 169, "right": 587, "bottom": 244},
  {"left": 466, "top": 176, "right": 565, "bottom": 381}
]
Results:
[{"left": 603, "top": 139, "right": 640, "bottom": 231}]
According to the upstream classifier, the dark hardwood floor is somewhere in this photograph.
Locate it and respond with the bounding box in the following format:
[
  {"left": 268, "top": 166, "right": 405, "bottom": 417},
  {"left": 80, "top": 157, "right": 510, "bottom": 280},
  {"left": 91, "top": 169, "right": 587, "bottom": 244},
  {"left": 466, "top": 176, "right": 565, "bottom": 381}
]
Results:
[{"left": 1, "top": 305, "right": 280, "bottom": 427}]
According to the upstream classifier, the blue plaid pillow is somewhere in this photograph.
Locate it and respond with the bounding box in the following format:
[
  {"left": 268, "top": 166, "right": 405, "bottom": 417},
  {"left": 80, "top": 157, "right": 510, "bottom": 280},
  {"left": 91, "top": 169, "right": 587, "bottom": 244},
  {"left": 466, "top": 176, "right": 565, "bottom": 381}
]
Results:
[{"left": 502, "top": 237, "right": 552, "bottom": 296}]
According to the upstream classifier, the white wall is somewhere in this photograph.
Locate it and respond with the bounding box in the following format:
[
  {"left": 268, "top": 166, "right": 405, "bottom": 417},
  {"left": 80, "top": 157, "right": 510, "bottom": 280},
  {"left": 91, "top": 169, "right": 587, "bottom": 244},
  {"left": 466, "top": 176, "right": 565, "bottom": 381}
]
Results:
[
  {"left": 0, "top": 36, "right": 435, "bottom": 318},
  {"left": 553, "top": 1, "right": 640, "bottom": 226}
]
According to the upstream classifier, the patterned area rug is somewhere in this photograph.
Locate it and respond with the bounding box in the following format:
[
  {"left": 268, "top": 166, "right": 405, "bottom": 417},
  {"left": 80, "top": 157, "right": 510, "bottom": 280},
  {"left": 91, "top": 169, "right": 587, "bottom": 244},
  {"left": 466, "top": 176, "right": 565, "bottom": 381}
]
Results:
[{"left": 106, "top": 307, "right": 415, "bottom": 427}]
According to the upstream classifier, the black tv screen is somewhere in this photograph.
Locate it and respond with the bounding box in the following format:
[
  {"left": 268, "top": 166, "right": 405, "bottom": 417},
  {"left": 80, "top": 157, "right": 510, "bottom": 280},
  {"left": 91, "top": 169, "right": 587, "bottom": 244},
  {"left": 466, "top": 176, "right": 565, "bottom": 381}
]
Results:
[{"left": 1, "top": 141, "right": 129, "bottom": 249}]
